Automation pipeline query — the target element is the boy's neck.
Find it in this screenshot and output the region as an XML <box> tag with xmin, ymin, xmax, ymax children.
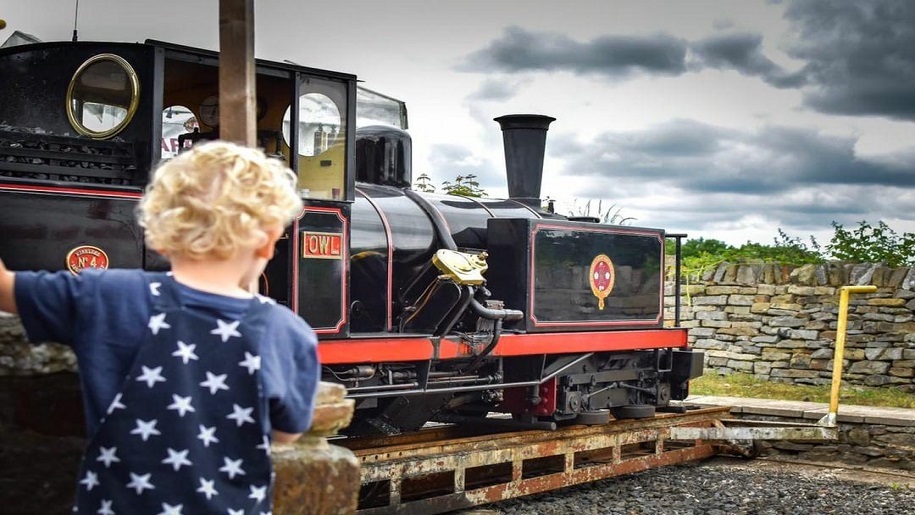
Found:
<box><xmin>168</xmin><ymin>255</ymin><xmax>254</xmax><ymax>299</ymax></box>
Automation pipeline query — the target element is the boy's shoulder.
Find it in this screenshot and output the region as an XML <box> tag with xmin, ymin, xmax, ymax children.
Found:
<box><xmin>256</xmin><ymin>295</ymin><xmax>317</xmax><ymax>342</ymax></box>
<box><xmin>83</xmin><ymin>268</ymin><xmax>169</xmax><ymax>293</ymax></box>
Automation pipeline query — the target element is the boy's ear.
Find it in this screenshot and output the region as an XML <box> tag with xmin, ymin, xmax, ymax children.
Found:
<box><xmin>255</xmin><ymin>227</ymin><xmax>284</xmax><ymax>260</ymax></box>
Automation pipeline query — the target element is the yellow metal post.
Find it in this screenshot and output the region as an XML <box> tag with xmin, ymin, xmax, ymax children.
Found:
<box><xmin>819</xmin><ymin>285</ymin><xmax>877</xmax><ymax>426</ymax></box>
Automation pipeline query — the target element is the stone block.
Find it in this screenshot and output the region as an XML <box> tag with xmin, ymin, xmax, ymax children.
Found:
<box><xmin>751</xmin><ymin>302</ymin><xmax>771</xmax><ymax>314</ymax></box>
<box><xmin>770</xmin><ymin>368</ymin><xmax>819</xmax><ymax>378</ymax></box>
<box><xmin>726</xmin><ymin>359</ymin><xmax>755</xmax><ymax>372</ymax></box>
<box><xmin>754</xmin><ymin>362</ymin><xmax>772</xmax><ymax>375</ymax></box>
<box><xmin>789</xmin><ymin>329</ymin><xmax>819</xmax><ymax>340</ymax></box>
<box><xmin>888</xmin><ymin>367</ymin><xmax>914</xmax><ymax>378</ymax></box>
<box><xmin>757</xmin><ymin>284</ymin><xmax>776</xmax><ymax>296</ymax></box>
<box><xmin>775</xmin><ymin>340</ymin><xmax>808</xmax><ymax>349</ymax></box>
<box><xmin>729</xmin><ymin>294</ymin><xmax>756</xmax><ymax>306</ymax></box>
<box><xmin>847</xmin><ymin>360</ymin><xmax>891</xmax><ymax>375</ymax></box>
<box><xmin>868</xmin><ymin>298</ymin><xmax>907</xmax><ymax>307</ymax></box>
<box><xmin>717</xmin><ymin>326</ymin><xmax>759</xmax><ymax>337</ymax></box>
<box><xmin>769</xmin><ymin>316</ymin><xmax>808</xmax><ymax>328</ymax></box>
<box><xmin>787</xmin><ymin>286</ymin><xmax>818</xmax><ymax>296</ymax></box>
<box><xmin>707</xmin><ymin>286</ymin><xmax>741</xmax><ymax>295</ymax></box>
<box><xmin>761</xmin><ymin>348</ymin><xmax>792</xmax><ymax>361</ymax></box>
<box><xmin>692</xmin><ymin>295</ymin><xmax>729</xmax><ymax>306</ymax></box>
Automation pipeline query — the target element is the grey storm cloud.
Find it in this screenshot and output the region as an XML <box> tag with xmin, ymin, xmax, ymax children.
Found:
<box><xmin>782</xmin><ymin>0</ymin><xmax>915</xmax><ymax>120</ymax></box>
<box><xmin>467</xmin><ymin>79</ymin><xmax>526</xmax><ymax>102</ymax></box>
<box><xmin>461</xmin><ymin>26</ymin><xmax>689</xmax><ymax>79</ymax></box>
<box><xmin>462</xmin><ymin>0</ymin><xmax>915</xmax><ymax>121</ymax></box>
<box><xmin>551</xmin><ymin>119</ymin><xmax>915</xmax><ymax>195</ymax></box>
<box><xmin>689</xmin><ymin>32</ymin><xmax>806</xmax><ymax>88</ymax></box>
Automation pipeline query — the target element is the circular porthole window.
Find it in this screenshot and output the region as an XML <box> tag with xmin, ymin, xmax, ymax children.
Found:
<box><xmin>66</xmin><ymin>53</ymin><xmax>140</xmax><ymax>139</ymax></box>
<box><xmin>282</xmin><ymin>92</ymin><xmax>342</xmax><ymax>156</ymax></box>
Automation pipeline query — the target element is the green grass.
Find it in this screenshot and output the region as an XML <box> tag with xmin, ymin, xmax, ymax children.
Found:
<box><xmin>690</xmin><ymin>372</ymin><xmax>915</xmax><ymax>409</ymax></box>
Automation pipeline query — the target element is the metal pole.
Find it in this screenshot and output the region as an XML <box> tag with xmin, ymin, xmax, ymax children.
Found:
<box><xmin>820</xmin><ymin>285</ymin><xmax>876</xmax><ymax>426</ymax></box>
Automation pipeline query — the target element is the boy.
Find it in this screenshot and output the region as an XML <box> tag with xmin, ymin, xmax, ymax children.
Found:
<box><xmin>0</xmin><ymin>141</ymin><xmax>319</xmax><ymax>514</ymax></box>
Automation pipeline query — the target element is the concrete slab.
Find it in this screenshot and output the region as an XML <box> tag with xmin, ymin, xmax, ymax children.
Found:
<box><xmin>683</xmin><ymin>395</ymin><xmax>915</xmax><ymax>427</ymax></box>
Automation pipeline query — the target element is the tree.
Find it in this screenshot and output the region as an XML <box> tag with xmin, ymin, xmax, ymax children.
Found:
<box><xmin>414</xmin><ymin>173</ymin><xmax>436</xmax><ymax>193</ymax></box>
<box><xmin>827</xmin><ymin>220</ymin><xmax>915</xmax><ymax>266</ymax></box>
<box><xmin>441</xmin><ymin>174</ymin><xmax>487</xmax><ymax>198</ymax></box>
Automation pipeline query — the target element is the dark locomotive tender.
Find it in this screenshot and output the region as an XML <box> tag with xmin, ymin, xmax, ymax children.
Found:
<box><xmin>0</xmin><ymin>38</ymin><xmax>703</xmax><ymax>435</ymax></box>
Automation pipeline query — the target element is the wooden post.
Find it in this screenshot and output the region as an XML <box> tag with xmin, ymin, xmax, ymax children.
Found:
<box><xmin>218</xmin><ymin>0</ymin><xmax>256</xmax><ymax>146</ymax></box>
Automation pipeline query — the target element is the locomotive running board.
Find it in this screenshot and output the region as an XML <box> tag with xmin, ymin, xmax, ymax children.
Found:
<box><xmin>348</xmin><ymin>407</ymin><xmax>730</xmax><ymax>514</ymax></box>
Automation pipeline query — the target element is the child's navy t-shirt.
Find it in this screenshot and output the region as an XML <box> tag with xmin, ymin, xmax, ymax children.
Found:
<box><xmin>14</xmin><ymin>268</ymin><xmax>319</xmax><ymax>436</ymax></box>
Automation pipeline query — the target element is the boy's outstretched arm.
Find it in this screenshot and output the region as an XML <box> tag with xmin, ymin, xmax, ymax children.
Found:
<box><xmin>0</xmin><ymin>258</ymin><xmax>16</xmax><ymax>314</ymax></box>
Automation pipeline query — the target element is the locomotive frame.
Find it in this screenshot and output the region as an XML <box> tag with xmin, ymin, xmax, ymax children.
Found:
<box><xmin>0</xmin><ymin>38</ymin><xmax>702</xmax><ymax>435</ymax></box>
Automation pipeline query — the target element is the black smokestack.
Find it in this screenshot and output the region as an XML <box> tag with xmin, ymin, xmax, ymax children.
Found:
<box><xmin>494</xmin><ymin>114</ymin><xmax>555</xmax><ymax>208</ymax></box>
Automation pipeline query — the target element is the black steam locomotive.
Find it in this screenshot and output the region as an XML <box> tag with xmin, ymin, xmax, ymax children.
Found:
<box><xmin>0</xmin><ymin>38</ymin><xmax>702</xmax><ymax>435</ymax></box>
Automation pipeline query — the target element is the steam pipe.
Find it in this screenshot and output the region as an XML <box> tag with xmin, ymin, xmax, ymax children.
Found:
<box><xmin>403</xmin><ymin>188</ymin><xmax>458</xmax><ymax>251</ymax></box>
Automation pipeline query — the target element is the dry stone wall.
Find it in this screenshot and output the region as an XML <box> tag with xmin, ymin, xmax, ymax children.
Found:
<box><xmin>665</xmin><ymin>262</ymin><xmax>915</xmax><ymax>392</ymax></box>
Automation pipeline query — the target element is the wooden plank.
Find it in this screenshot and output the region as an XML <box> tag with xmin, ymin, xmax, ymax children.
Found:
<box><xmin>218</xmin><ymin>0</ymin><xmax>256</xmax><ymax>146</ymax></box>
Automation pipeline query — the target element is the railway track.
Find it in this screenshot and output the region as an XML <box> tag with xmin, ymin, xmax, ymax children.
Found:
<box><xmin>336</xmin><ymin>406</ymin><xmax>731</xmax><ymax>514</ymax></box>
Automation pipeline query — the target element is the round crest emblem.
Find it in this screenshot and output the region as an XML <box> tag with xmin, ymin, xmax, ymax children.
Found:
<box><xmin>589</xmin><ymin>254</ymin><xmax>615</xmax><ymax>310</ymax></box>
<box><xmin>66</xmin><ymin>245</ymin><xmax>110</xmax><ymax>275</ymax></box>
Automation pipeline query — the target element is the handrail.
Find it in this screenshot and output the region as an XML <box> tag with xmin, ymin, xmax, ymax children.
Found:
<box><xmin>818</xmin><ymin>285</ymin><xmax>878</xmax><ymax>427</ymax></box>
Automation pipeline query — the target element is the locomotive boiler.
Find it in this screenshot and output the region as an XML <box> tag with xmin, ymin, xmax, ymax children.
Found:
<box><xmin>0</xmin><ymin>37</ymin><xmax>703</xmax><ymax>435</ymax></box>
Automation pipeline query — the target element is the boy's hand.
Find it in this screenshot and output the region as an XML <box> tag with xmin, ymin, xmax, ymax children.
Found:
<box><xmin>0</xmin><ymin>258</ymin><xmax>17</xmax><ymax>314</ymax></box>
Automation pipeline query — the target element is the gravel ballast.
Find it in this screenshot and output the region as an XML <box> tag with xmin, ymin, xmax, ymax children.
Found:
<box><xmin>487</xmin><ymin>458</ymin><xmax>915</xmax><ymax>515</ymax></box>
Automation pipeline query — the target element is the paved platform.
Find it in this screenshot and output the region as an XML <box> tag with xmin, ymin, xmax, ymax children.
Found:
<box><xmin>683</xmin><ymin>395</ymin><xmax>915</xmax><ymax>427</ymax></box>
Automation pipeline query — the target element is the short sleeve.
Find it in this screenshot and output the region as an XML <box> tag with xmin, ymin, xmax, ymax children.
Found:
<box><xmin>261</xmin><ymin>308</ymin><xmax>320</xmax><ymax>434</ymax></box>
<box><xmin>14</xmin><ymin>270</ymin><xmax>96</xmax><ymax>346</ymax></box>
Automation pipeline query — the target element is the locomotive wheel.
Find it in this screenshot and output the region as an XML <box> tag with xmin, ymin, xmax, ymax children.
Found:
<box><xmin>573</xmin><ymin>410</ymin><xmax>611</xmax><ymax>425</ymax></box>
<box><xmin>612</xmin><ymin>405</ymin><xmax>656</xmax><ymax>419</ymax></box>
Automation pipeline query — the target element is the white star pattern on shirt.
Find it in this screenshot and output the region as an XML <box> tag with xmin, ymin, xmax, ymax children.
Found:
<box><xmin>167</xmin><ymin>394</ymin><xmax>195</xmax><ymax>417</ymax></box>
<box><xmin>172</xmin><ymin>341</ymin><xmax>199</xmax><ymax>364</ymax></box>
<box><xmin>136</xmin><ymin>366</ymin><xmax>167</xmax><ymax>388</ymax></box>
<box><xmin>200</xmin><ymin>371</ymin><xmax>230</xmax><ymax>394</ymax></box>
<box><xmin>97</xmin><ymin>499</ymin><xmax>114</xmax><ymax>515</ymax></box>
<box><xmin>249</xmin><ymin>484</ymin><xmax>267</xmax><ymax>503</ymax></box>
<box><xmin>227</xmin><ymin>404</ymin><xmax>255</xmax><ymax>427</ymax></box>
<box><xmin>161</xmin><ymin>448</ymin><xmax>192</xmax><ymax>471</ymax></box>
<box><xmin>130</xmin><ymin>419</ymin><xmax>161</xmax><ymax>441</ymax></box>
<box><xmin>148</xmin><ymin>313</ymin><xmax>171</xmax><ymax>335</ymax></box>
<box><xmin>197</xmin><ymin>424</ymin><xmax>219</xmax><ymax>447</ymax></box>
<box><xmin>157</xmin><ymin>502</ymin><xmax>182</xmax><ymax>515</ymax></box>
<box><xmin>257</xmin><ymin>435</ymin><xmax>270</xmax><ymax>454</ymax></box>
<box><xmin>107</xmin><ymin>393</ymin><xmax>126</xmax><ymax>414</ymax></box>
<box><xmin>238</xmin><ymin>352</ymin><xmax>261</xmax><ymax>375</ymax></box>
<box><xmin>219</xmin><ymin>457</ymin><xmax>246</xmax><ymax>479</ymax></box>
<box><xmin>149</xmin><ymin>282</ymin><xmax>161</xmax><ymax>296</ymax></box>
<box><xmin>96</xmin><ymin>446</ymin><xmax>120</xmax><ymax>468</ymax></box>
<box><xmin>126</xmin><ymin>472</ymin><xmax>155</xmax><ymax>494</ymax></box>
<box><xmin>79</xmin><ymin>470</ymin><xmax>99</xmax><ymax>491</ymax></box>
<box><xmin>228</xmin><ymin>510</ymin><xmax>244</xmax><ymax>515</ymax></box>
<box><xmin>211</xmin><ymin>319</ymin><xmax>242</xmax><ymax>342</ymax></box>
<box><xmin>256</xmin><ymin>294</ymin><xmax>275</xmax><ymax>304</ymax></box>
<box><xmin>196</xmin><ymin>477</ymin><xmax>218</xmax><ymax>500</ymax></box>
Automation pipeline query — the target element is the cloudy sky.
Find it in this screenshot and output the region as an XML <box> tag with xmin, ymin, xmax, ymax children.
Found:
<box><xmin>2</xmin><ymin>0</ymin><xmax>914</xmax><ymax>246</ymax></box>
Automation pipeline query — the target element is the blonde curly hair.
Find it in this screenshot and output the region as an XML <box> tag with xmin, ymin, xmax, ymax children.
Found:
<box><xmin>138</xmin><ymin>141</ymin><xmax>303</xmax><ymax>260</ymax></box>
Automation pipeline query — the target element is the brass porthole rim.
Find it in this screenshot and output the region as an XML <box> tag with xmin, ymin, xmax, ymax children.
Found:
<box><xmin>66</xmin><ymin>53</ymin><xmax>140</xmax><ymax>139</ymax></box>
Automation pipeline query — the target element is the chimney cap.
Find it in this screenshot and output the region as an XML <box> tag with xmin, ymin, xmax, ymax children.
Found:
<box><xmin>494</xmin><ymin>114</ymin><xmax>556</xmax><ymax>131</ymax></box>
